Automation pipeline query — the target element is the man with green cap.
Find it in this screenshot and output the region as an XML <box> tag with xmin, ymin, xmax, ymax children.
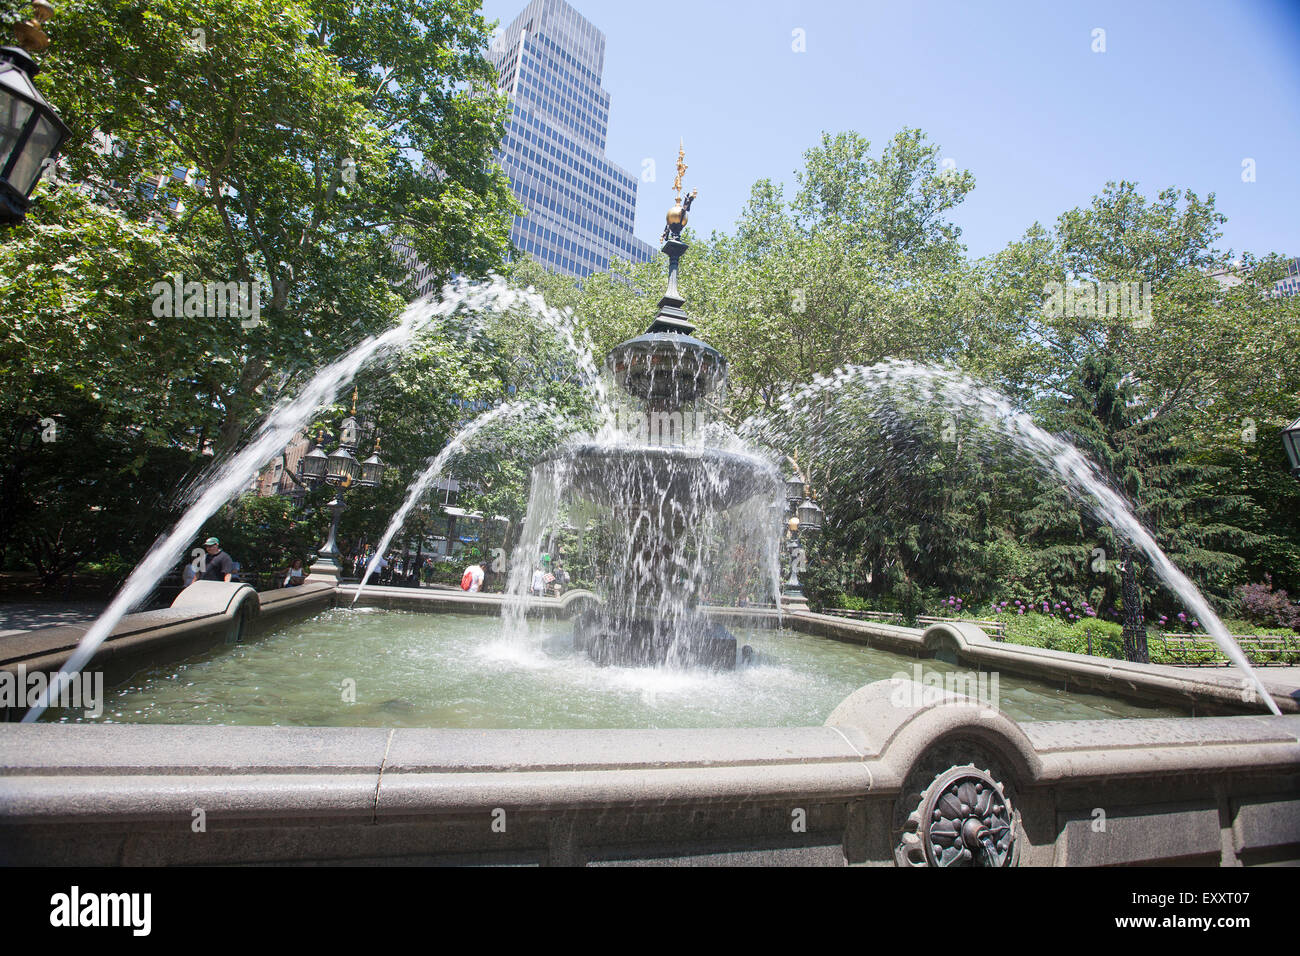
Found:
<box><xmin>200</xmin><ymin>536</ymin><xmax>235</xmax><ymax>583</ymax></box>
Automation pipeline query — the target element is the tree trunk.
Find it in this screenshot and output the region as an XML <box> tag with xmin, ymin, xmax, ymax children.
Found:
<box><xmin>214</xmin><ymin>358</ymin><xmax>272</xmax><ymax>457</ymax></box>
<box><xmin>1120</xmin><ymin>544</ymin><xmax>1149</xmax><ymax>663</ymax></box>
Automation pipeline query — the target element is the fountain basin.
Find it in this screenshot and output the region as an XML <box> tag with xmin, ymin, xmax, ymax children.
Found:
<box><xmin>4</xmin><ymin>585</ymin><xmax>1298</xmax><ymax>867</ymax></box>
<box><xmin>29</xmin><ymin>602</ymin><xmax>1223</xmax><ymax>727</ymax></box>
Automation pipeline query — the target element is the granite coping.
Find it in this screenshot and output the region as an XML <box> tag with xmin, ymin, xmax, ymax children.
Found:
<box><xmin>0</xmin><ymin>582</ymin><xmax>333</xmax><ymax>670</ymax></box>
<box><xmin>0</xmin><ymin>725</ymin><xmax>865</xmax><ymax>776</ymax></box>
<box><xmin>380</xmin><ymin>726</ymin><xmax>866</xmax><ymax>772</ymax></box>
<box><xmin>0</xmin><ymin>725</ymin><xmax>394</xmax><ymax>774</ymax></box>
<box><xmin>1</xmin><ymin>708</ymin><xmax>1296</xmax><ymax>830</ymax></box>
<box><xmin>1</xmin><ymin>712</ymin><xmax>1296</xmax><ymax>781</ymax></box>
<box><xmin>337</xmin><ymin>587</ymin><xmax>785</xmax><ymax>623</ymax></box>
<box><xmin>0</xmin><ymin>773</ymin><xmax>380</xmax><ymax>821</ymax></box>
<box><xmin>0</xmin><ymin>608</ymin><xmax>223</xmax><ymax>665</ymax></box>
<box><xmin>790</xmin><ymin>610</ymin><xmax>1298</xmax><ymax>712</ymax></box>
<box><xmin>374</xmin><ymin>763</ymin><xmax>877</xmax><ymax>815</ymax></box>
<box><xmin>1020</xmin><ymin>714</ymin><xmax>1300</xmax><ymax>751</ymax></box>
<box><xmin>338</xmin><ymin>585</ymin><xmax>570</xmax><ymax>611</ymax></box>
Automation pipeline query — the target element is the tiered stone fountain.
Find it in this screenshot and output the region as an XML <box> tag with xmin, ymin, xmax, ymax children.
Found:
<box><xmin>556</xmin><ymin>168</ymin><xmax>780</xmax><ymax>669</ymax></box>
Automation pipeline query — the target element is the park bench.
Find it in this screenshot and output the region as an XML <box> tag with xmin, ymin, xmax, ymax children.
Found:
<box><xmin>1160</xmin><ymin>632</ymin><xmax>1300</xmax><ymax>666</ymax></box>
<box><xmin>823</xmin><ymin>608</ymin><xmax>903</xmax><ymax>623</ymax></box>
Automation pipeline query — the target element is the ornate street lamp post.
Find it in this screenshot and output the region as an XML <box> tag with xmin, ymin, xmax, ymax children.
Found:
<box><xmin>1</xmin><ymin>3</ymin><xmax>70</xmax><ymax>226</ymax></box>
<box><xmin>1117</xmin><ymin>544</ymin><xmax>1149</xmax><ymax>664</ymax></box>
<box><xmin>297</xmin><ymin>390</ymin><xmax>383</xmax><ymax>584</ymax></box>
<box><xmin>781</xmin><ymin>462</ymin><xmax>823</xmax><ymax>609</ymax></box>
<box><xmin>1282</xmin><ymin>415</ymin><xmax>1300</xmax><ymax>479</ymax></box>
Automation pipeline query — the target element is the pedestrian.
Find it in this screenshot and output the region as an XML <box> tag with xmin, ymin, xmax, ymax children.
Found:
<box><xmin>530</xmin><ymin>564</ymin><xmax>546</xmax><ymax>597</ymax></box>
<box><xmin>461</xmin><ymin>563</ymin><xmax>485</xmax><ymax>593</ymax></box>
<box><xmin>199</xmin><ymin>537</ymin><xmax>234</xmax><ymax>583</ymax></box>
<box><xmin>552</xmin><ymin>561</ymin><xmax>570</xmax><ymax>596</ymax></box>
<box><xmin>283</xmin><ymin>557</ymin><xmax>305</xmax><ymax>588</ymax></box>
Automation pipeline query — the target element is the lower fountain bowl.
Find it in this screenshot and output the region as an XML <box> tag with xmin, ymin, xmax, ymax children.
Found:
<box><xmin>556</xmin><ymin>443</ymin><xmax>781</xmax><ymax>512</ymax></box>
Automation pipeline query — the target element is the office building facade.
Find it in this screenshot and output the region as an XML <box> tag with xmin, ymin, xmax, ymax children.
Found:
<box><xmin>1209</xmin><ymin>256</ymin><xmax>1300</xmax><ymax>298</ymax></box>
<box><xmin>488</xmin><ymin>0</ymin><xmax>655</xmax><ymax>278</ymax></box>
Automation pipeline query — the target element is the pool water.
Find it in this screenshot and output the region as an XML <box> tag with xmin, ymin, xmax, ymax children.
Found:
<box><xmin>56</xmin><ymin>609</ymin><xmax>1186</xmax><ymax>728</ymax></box>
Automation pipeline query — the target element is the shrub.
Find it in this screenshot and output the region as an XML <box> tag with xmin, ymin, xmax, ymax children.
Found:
<box><xmin>1000</xmin><ymin>613</ymin><xmax>1120</xmax><ymax>654</ymax></box>
<box><xmin>1235</xmin><ymin>575</ymin><xmax>1300</xmax><ymax>632</ymax></box>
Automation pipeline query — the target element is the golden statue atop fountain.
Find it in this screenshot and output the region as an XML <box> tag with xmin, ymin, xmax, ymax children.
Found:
<box><xmin>663</xmin><ymin>140</ymin><xmax>698</xmax><ymax>243</ymax></box>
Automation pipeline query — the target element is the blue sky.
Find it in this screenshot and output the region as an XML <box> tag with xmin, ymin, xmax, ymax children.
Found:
<box><xmin>478</xmin><ymin>0</ymin><xmax>1300</xmax><ymax>260</ymax></box>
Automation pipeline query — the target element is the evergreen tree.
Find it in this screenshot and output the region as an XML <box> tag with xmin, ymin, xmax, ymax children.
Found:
<box><xmin>1041</xmin><ymin>351</ymin><xmax>1262</xmax><ymax>654</ymax></box>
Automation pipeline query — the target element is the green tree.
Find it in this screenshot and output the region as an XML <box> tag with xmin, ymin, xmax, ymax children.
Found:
<box><xmin>0</xmin><ymin>380</ymin><xmax>204</xmax><ymax>583</ymax></box>
<box><xmin>3</xmin><ymin>0</ymin><xmax>519</xmax><ymax>457</ymax></box>
<box><xmin>696</xmin><ymin>130</ymin><xmax>977</xmax><ymax>419</ymax></box>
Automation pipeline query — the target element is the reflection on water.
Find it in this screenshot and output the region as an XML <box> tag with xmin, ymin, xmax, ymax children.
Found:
<box><xmin>54</xmin><ymin>609</ymin><xmax>1187</xmax><ymax>728</ymax></box>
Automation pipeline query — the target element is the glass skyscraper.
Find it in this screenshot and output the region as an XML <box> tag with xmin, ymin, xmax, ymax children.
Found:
<box><xmin>488</xmin><ymin>0</ymin><xmax>655</xmax><ymax>278</ymax></box>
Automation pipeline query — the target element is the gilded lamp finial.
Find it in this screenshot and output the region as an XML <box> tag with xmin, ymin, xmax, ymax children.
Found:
<box><xmin>13</xmin><ymin>0</ymin><xmax>54</xmax><ymax>52</ymax></box>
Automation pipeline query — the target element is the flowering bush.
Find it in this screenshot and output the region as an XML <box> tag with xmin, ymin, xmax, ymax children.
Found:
<box><xmin>1235</xmin><ymin>576</ymin><xmax>1300</xmax><ymax>632</ymax></box>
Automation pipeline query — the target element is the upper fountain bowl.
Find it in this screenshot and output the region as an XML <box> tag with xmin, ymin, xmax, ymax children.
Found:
<box><xmin>606</xmin><ymin>332</ymin><xmax>725</xmax><ymax>409</ymax></box>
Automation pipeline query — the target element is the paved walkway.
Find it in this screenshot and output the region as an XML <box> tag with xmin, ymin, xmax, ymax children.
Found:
<box><xmin>0</xmin><ymin>601</ymin><xmax>106</xmax><ymax>638</ymax></box>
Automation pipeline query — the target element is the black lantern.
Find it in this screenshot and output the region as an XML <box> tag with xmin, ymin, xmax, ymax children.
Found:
<box><xmin>327</xmin><ymin>445</ymin><xmax>360</xmax><ymax>485</ymax></box>
<box><xmin>359</xmin><ymin>451</ymin><xmax>384</xmax><ymax>488</ymax></box>
<box><xmin>339</xmin><ymin>415</ymin><xmax>358</xmax><ymax>449</ymax></box>
<box><xmin>784</xmin><ymin>474</ymin><xmax>806</xmax><ymax>503</ymax></box>
<box><xmin>1283</xmin><ymin>415</ymin><xmax>1300</xmax><ymax>479</ymax></box>
<box><xmin>298</xmin><ymin>445</ymin><xmax>328</xmax><ymax>485</ymax></box>
<box><xmin>796</xmin><ymin>498</ymin><xmax>823</xmax><ymax>532</ymax></box>
<box><xmin>0</xmin><ymin>46</ymin><xmax>69</xmax><ymax>225</ymax></box>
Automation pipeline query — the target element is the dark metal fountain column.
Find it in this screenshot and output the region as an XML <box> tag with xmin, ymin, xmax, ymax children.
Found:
<box><xmin>605</xmin><ymin>147</ymin><xmax>723</xmax><ymax>412</ymax></box>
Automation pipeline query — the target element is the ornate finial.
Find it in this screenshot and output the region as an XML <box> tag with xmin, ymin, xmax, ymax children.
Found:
<box><xmin>350</xmin><ymin>386</ymin><xmax>358</xmax><ymax>416</ymax></box>
<box><xmin>672</xmin><ymin>139</ymin><xmax>688</xmax><ymax>202</ymax></box>
<box><xmin>13</xmin><ymin>0</ymin><xmax>54</xmax><ymax>52</ymax></box>
<box><xmin>663</xmin><ymin>140</ymin><xmax>699</xmax><ymax>244</ymax></box>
